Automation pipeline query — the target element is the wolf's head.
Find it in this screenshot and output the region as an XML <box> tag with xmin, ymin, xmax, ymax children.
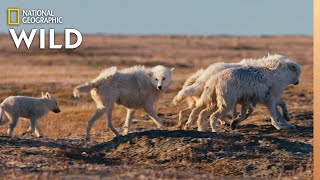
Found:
<box><xmin>148</xmin><ymin>65</ymin><xmax>174</xmax><ymax>91</ymax></box>
<box><xmin>283</xmin><ymin>61</ymin><xmax>301</xmax><ymax>85</ymax></box>
<box><xmin>261</xmin><ymin>55</ymin><xmax>301</xmax><ymax>86</ymax></box>
<box><xmin>42</xmin><ymin>92</ymin><xmax>61</xmax><ymax>113</ymax></box>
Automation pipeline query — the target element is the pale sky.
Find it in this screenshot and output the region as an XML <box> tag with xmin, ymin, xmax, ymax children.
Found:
<box><xmin>0</xmin><ymin>0</ymin><xmax>313</xmax><ymax>35</ymax></box>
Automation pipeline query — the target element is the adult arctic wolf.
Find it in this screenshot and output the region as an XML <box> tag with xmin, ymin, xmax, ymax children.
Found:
<box><xmin>197</xmin><ymin>56</ymin><xmax>301</xmax><ymax>132</ymax></box>
<box><xmin>173</xmin><ymin>62</ymin><xmax>244</xmax><ymax>129</ymax></box>
<box><xmin>0</xmin><ymin>92</ymin><xmax>61</xmax><ymax>137</ymax></box>
<box><xmin>73</xmin><ymin>65</ymin><xmax>174</xmax><ymax>141</ymax></box>
<box><xmin>173</xmin><ymin>54</ymin><xmax>292</xmax><ymax>130</ymax></box>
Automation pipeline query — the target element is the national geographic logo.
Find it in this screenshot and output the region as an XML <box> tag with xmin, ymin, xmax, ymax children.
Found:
<box><xmin>7</xmin><ymin>8</ymin><xmax>63</xmax><ymax>26</ymax></box>
<box><xmin>7</xmin><ymin>8</ymin><xmax>20</xmax><ymax>25</ymax></box>
<box><xmin>6</xmin><ymin>8</ymin><xmax>82</xmax><ymax>49</ymax></box>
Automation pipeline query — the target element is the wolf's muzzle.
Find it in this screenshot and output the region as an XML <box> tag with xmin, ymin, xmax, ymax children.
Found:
<box><xmin>53</xmin><ymin>108</ymin><xmax>61</xmax><ymax>113</ymax></box>
<box><xmin>293</xmin><ymin>81</ymin><xmax>299</xmax><ymax>85</ymax></box>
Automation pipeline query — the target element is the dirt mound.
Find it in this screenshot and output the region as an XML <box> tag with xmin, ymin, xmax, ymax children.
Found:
<box><xmin>70</xmin><ymin>127</ymin><xmax>313</xmax><ymax>178</ymax></box>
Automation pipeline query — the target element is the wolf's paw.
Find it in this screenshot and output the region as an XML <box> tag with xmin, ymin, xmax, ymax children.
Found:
<box><xmin>230</xmin><ymin>120</ymin><xmax>239</xmax><ymax>130</ymax></box>
<box><xmin>158</xmin><ymin>126</ymin><xmax>166</xmax><ymax>130</ymax></box>
<box><xmin>197</xmin><ymin>126</ymin><xmax>205</xmax><ymax>132</ymax></box>
<box><xmin>85</xmin><ymin>135</ymin><xmax>92</xmax><ymax>142</ymax></box>
<box><xmin>175</xmin><ymin>125</ymin><xmax>183</xmax><ymax>130</ymax></box>
<box><xmin>285</xmin><ymin>123</ymin><xmax>296</xmax><ymax>129</ymax></box>
<box><xmin>272</xmin><ymin>122</ymin><xmax>284</xmax><ymax>130</ymax></box>
<box><xmin>22</xmin><ymin>132</ymin><xmax>32</xmax><ymax>136</ymax></box>
<box><xmin>183</xmin><ymin>124</ymin><xmax>191</xmax><ymax>130</ymax></box>
<box><xmin>123</xmin><ymin>129</ymin><xmax>130</xmax><ymax>136</ymax></box>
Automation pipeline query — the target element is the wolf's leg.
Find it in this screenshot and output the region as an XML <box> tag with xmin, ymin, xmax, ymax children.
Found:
<box><xmin>267</xmin><ymin>99</ymin><xmax>284</xmax><ymax>130</ymax></box>
<box><xmin>209</xmin><ymin>111</ymin><xmax>220</xmax><ymax>133</ymax></box>
<box><xmin>34</xmin><ymin>121</ymin><xmax>43</xmax><ymax>137</ymax></box>
<box><xmin>232</xmin><ymin>105</ymin><xmax>238</xmax><ymax>119</ymax></box>
<box><xmin>177</xmin><ymin>107</ymin><xmax>191</xmax><ymax>129</ymax></box>
<box><xmin>85</xmin><ymin>108</ymin><xmax>105</xmax><ymax>141</ymax></box>
<box><xmin>210</xmin><ymin>105</ymin><xmax>231</xmax><ymax>132</ymax></box>
<box><xmin>276</xmin><ymin>108</ymin><xmax>296</xmax><ymax>129</ymax></box>
<box><xmin>123</xmin><ymin>109</ymin><xmax>135</xmax><ymax>135</ymax></box>
<box><xmin>230</xmin><ymin>104</ymin><xmax>249</xmax><ymax>130</ymax></box>
<box><xmin>106</xmin><ymin>106</ymin><xmax>120</xmax><ymax>136</ymax></box>
<box><xmin>246</xmin><ymin>104</ymin><xmax>254</xmax><ymax>118</ymax></box>
<box><xmin>105</xmin><ymin>105</ymin><xmax>120</xmax><ymax>137</ymax></box>
<box><xmin>7</xmin><ymin>116</ymin><xmax>18</xmax><ymax>137</ymax></box>
<box><xmin>144</xmin><ymin>106</ymin><xmax>165</xmax><ymax>129</ymax></box>
<box><xmin>184</xmin><ymin>106</ymin><xmax>202</xmax><ymax>130</ymax></box>
<box><xmin>28</xmin><ymin>118</ymin><xmax>37</xmax><ymax>133</ymax></box>
<box><xmin>22</xmin><ymin>121</ymin><xmax>34</xmax><ymax>136</ymax></box>
<box><xmin>277</xmin><ymin>99</ymin><xmax>290</xmax><ymax>121</ymax></box>
<box><xmin>197</xmin><ymin>109</ymin><xmax>210</xmax><ymax>132</ymax></box>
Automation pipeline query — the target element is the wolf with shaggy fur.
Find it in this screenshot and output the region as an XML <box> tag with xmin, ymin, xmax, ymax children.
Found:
<box><xmin>173</xmin><ymin>54</ymin><xmax>291</xmax><ymax>130</ymax></box>
<box><xmin>0</xmin><ymin>92</ymin><xmax>61</xmax><ymax>137</ymax></box>
<box><xmin>74</xmin><ymin>65</ymin><xmax>174</xmax><ymax>141</ymax></box>
<box><xmin>196</xmin><ymin>55</ymin><xmax>301</xmax><ymax>132</ymax></box>
<box><xmin>173</xmin><ymin>62</ymin><xmax>244</xmax><ymax>129</ymax></box>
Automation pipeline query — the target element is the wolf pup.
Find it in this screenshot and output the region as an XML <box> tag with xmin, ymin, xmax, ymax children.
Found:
<box><xmin>0</xmin><ymin>92</ymin><xmax>61</xmax><ymax>137</ymax></box>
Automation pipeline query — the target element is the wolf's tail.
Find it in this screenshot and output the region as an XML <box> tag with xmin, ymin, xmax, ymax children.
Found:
<box><xmin>73</xmin><ymin>67</ymin><xmax>117</xmax><ymax>98</ymax></box>
<box><xmin>196</xmin><ymin>78</ymin><xmax>217</xmax><ymax>110</ymax></box>
<box><xmin>172</xmin><ymin>82</ymin><xmax>204</xmax><ymax>106</ymax></box>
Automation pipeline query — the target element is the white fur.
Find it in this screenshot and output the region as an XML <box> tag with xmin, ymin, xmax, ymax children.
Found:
<box><xmin>0</xmin><ymin>92</ymin><xmax>61</xmax><ymax>137</ymax></box>
<box><xmin>173</xmin><ymin>54</ymin><xmax>293</xmax><ymax>130</ymax></box>
<box><xmin>197</xmin><ymin>55</ymin><xmax>301</xmax><ymax>132</ymax></box>
<box><xmin>174</xmin><ymin>69</ymin><xmax>204</xmax><ymax>129</ymax></box>
<box><xmin>74</xmin><ymin>65</ymin><xmax>174</xmax><ymax>141</ymax></box>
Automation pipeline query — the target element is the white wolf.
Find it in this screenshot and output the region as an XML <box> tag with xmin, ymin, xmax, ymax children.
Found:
<box><xmin>73</xmin><ymin>65</ymin><xmax>174</xmax><ymax>141</ymax></box>
<box><xmin>173</xmin><ymin>62</ymin><xmax>244</xmax><ymax>129</ymax></box>
<box><xmin>196</xmin><ymin>56</ymin><xmax>301</xmax><ymax>132</ymax></box>
<box><xmin>173</xmin><ymin>54</ymin><xmax>291</xmax><ymax>130</ymax></box>
<box><xmin>0</xmin><ymin>92</ymin><xmax>61</xmax><ymax>137</ymax></box>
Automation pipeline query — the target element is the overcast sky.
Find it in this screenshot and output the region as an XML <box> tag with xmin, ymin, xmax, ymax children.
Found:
<box><xmin>0</xmin><ymin>0</ymin><xmax>313</xmax><ymax>35</ymax></box>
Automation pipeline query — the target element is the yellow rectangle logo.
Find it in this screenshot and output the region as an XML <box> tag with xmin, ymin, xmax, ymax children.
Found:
<box><xmin>7</xmin><ymin>8</ymin><xmax>20</xmax><ymax>25</ymax></box>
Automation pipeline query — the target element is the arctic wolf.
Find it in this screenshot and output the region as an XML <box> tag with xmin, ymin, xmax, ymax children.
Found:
<box><xmin>74</xmin><ymin>65</ymin><xmax>174</xmax><ymax>141</ymax></box>
<box><xmin>173</xmin><ymin>54</ymin><xmax>291</xmax><ymax>130</ymax></box>
<box><xmin>0</xmin><ymin>92</ymin><xmax>61</xmax><ymax>137</ymax></box>
<box><xmin>173</xmin><ymin>62</ymin><xmax>244</xmax><ymax>129</ymax></box>
<box><xmin>197</xmin><ymin>56</ymin><xmax>301</xmax><ymax>132</ymax></box>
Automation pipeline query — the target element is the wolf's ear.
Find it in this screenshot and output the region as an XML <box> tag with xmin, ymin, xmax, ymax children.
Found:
<box><xmin>267</xmin><ymin>61</ymin><xmax>282</xmax><ymax>71</ymax></box>
<box><xmin>288</xmin><ymin>63</ymin><xmax>298</xmax><ymax>72</ymax></box>
<box><xmin>171</xmin><ymin>68</ymin><xmax>175</xmax><ymax>72</ymax></box>
<box><xmin>45</xmin><ymin>92</ymin><xmax>51</xmax><ymax>99</ymax></box>
<box><xmin>41</xmin><ymin>92</ymin><xmax>45</xmax><ymax>97</ymax></box>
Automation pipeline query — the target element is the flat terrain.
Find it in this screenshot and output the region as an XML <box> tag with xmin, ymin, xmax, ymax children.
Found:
<box><xmin>0</xmin><ymin>35</ymin><xmax>313</xmax><ymax>179</ymax></box>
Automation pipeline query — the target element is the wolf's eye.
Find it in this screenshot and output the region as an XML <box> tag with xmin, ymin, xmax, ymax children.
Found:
<box><xmin>162</xmin><ymin>77</ymin><xmax>166</xmax><ymax>80</ymax></box>
<box><xmin>155</xmin><ymin>78</ymin><xmax>158</xmax><ymax>81</ymax></box>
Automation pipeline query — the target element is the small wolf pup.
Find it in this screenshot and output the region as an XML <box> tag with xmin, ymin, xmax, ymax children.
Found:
<box><xmin>0</xmin><ymin>92</ymin><xmax>61</xmax><ymax>137</ymax></box>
